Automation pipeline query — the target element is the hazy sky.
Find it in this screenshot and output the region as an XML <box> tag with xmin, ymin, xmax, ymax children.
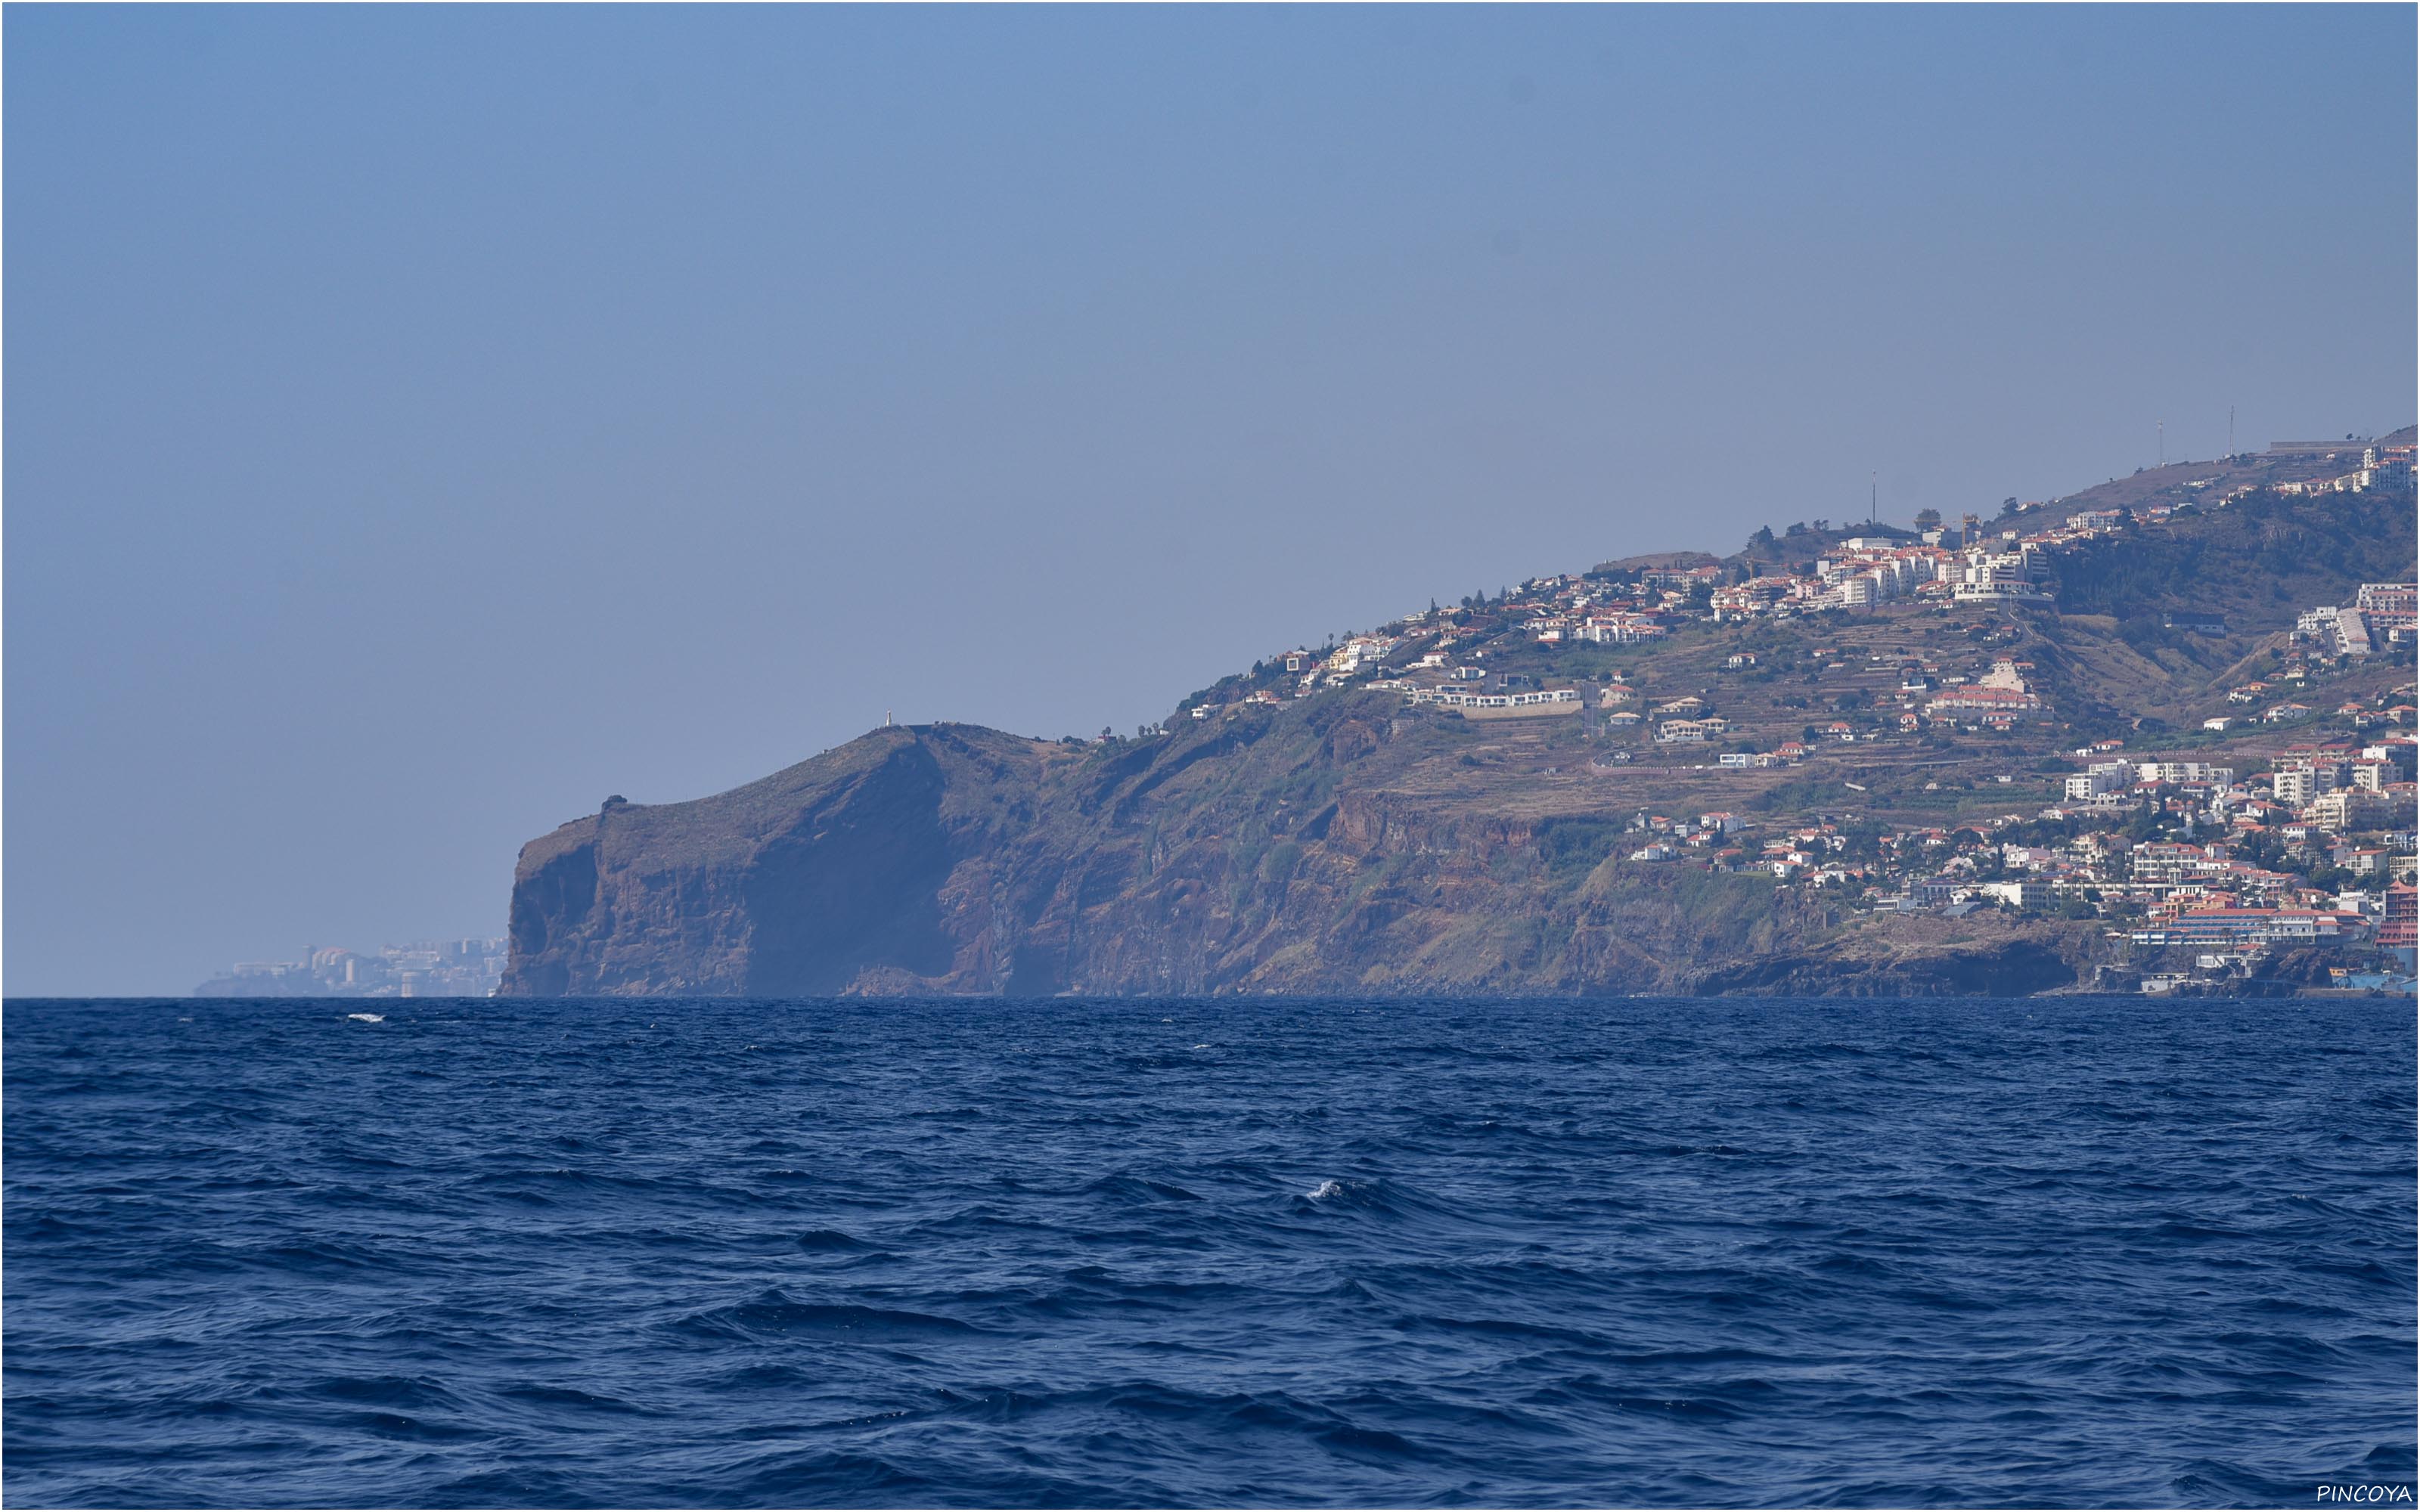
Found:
<box><xmin>7</xmin><ymin>5</ymin><xmax>2413</xmax><ymax>994</ymax></box>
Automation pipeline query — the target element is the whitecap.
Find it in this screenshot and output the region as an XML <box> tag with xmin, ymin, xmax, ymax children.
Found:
<box><xmin>347</xmin><ymin>1012</ymin><xmax>384</xmax><ymax>1023</ymax></box>
<box><xmin>1305</xmin><ymin>1179</ymin><xmax>1345</xmax><ymax>1200</ymax></box>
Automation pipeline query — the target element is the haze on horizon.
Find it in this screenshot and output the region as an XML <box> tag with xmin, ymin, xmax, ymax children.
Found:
<box><xmin>5</xmin><ymin>5</ymin><xmax>2413</xmax><ymax>995</ymax></box>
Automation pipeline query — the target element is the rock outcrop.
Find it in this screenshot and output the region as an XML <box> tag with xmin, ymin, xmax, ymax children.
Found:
<box><xmin>501</xmin><ymin>698</ymin><xmax>2098</xmax><ymax>998</ymax></box>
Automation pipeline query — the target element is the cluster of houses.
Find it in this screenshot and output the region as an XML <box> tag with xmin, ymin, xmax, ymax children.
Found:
<box><xmin>2265</xmin><ymin>439</ymin><xmax>2412</xmax><ymax>497</ymax></box>
<box><xmin>1631</xmin><ymin>656</ymin><xmax>2052</xmax><ymax>745</ymax></box>
<box><xmin>1919</xmin><ymin>658</ymin><xmax>2043</xmax><ymax>730</ymax></box>
<box><xmin>2291</xmin><ymin>581</ymin><xmax>2418</xmax><ymax>660</ymax></box>
<box><xmin>1709</xmin><ymin>534</ymin><xmax>2057</xmax><ymax>618</ymax></box>
<box><xmin>1150</xmin><ymin>446</ymin><xmax>2420</xmax><ymax>992</ymax></box>
<box><xmin>1404</xmin><ymin>685</ymin><xmax>1585</xmax><ymax>718</ymax></box>
<box><xmin>1696</xmin><ymin>469</ymin><xmax>2406</xmax><ymax>622</ymax></box>
<box><xmin>198</xmin><ymin>938</ymin><xmax>508</xmax><ymax>999</ymax></box>
<box><xmin>1215</xmin><ymin>581</ymin><xmax>2403</xmax><ymax>756</ymax></box>
<box><xmin>1618</xmin><ymin>734</ymin><xmax>2414</xmax><ymax>888</ymax></box>
<box><xmin>1196</xmin><ymin>442</ymin><xmax>2416</xmax><ymax>723</ymax></box>
<box><xmin>1210</xmin><ymin>479</ymin><xmax>2408</xmax><ymax>733</ymax></box>
<box><xmin>1702</xmin><ymin>500</ymin><xmax>2243</xmax><ymax>621</ymax></box>
<box><xmin>1910</xmin><ymin>739</ymin><xmax>2414</xmax><ymax>989</ymax></box>
<box><xmin>1523</xmin><ymin>529</ymin><xmax>2073</xmax><ymax>626</ymax></box>
<box><xmin>2050</xmin><ymin>741</ymin><xmax>2415</xmax><ymax>832</ymax></box>
<box><xmin>2209</xmin><ymin>674</ymin><xmax>2415</xmax><ymax>735</ymax></box>
<box><xmin>1595</xmin><ymin>725</ymin><xmax>2420</xmax><ymax>992</ymax></box>
<box><xmin>1626</xmin><ymin>811</ymin><xmax>1923</xmax><ymax>878</ymax></box>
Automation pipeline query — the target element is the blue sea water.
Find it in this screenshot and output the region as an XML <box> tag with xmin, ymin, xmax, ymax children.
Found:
<box><xmin>4</xmin><ymin>995</ymin><xmax>2412</xmax><ymax>1508</ymax></box>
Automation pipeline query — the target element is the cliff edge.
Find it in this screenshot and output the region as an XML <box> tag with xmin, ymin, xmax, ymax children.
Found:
<box><xmin>502</xmin><ymin>699</ymin><xmax>2101</xmax><ymax>997</ymax></box>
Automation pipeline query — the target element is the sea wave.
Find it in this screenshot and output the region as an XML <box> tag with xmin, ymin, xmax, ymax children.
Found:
<box><xmin>4</xmin><ymin>993</ymin><xmax>2412</xmax><ymax>1507</ymax></box>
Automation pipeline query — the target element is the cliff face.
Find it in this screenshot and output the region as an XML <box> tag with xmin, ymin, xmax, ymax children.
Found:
<box><xmin>499</xmin><ymin>474</ymin><xmax>2409</xmax><ymax>999</ymax></box>
<box><xmin>501</xmin><ymin>697</ymin><xmax>2099</xmax><ymax>998</ymax></box>
<box><xmin>506</xmin><ymin>727</ymin><xmax>1052</xmax><ymax>996</ymax></box>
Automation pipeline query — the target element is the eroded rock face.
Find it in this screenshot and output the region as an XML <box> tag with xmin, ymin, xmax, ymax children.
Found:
<box><xmin>504</xmin><ymin>727</ymin><xmax>1048</xmax><ymax>996</ymax></box>
<box><xmin>735</xmin><ymin>743</ymin><xmax>959</xmax><ymax>995</ymax></box>
<box><xmin>501</xmin><ymin>700</ymin><xmax>2095</xmax><ymax>999</ymax></box>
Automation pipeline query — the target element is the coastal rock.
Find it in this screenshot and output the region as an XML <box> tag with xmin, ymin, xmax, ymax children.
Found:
<box><xmin>501</xmin><ymin>704</ymin><xmax>2096</xmax><ymax>998</ymax></box>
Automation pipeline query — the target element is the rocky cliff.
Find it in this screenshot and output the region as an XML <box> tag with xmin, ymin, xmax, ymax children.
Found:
<box><xmin>502</xmin><ymin>697</ymin><xmax>2102</xmax><ymax>997</ymax></box>
<box><xmin>502</xmin><ymin>469</ymin><xmax>2409</xmax><ymax>999</ymax></box>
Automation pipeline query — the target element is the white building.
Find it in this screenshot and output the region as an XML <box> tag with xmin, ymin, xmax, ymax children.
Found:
<box><xmin>2064</xmin><ymin>759</ymin><xmax>2133</xmax><ymax>802</ymax></box>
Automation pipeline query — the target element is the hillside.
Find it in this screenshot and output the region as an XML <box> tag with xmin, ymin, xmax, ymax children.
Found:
<box><xmin>507</xmin><ymin>703</ymin><xmax>2102</xmax><ymax>997</ymax></box>
<box><xmin>504</xmin><ymin>449</ymin><xmax>2416</xmax><ymax>999</ymax></box>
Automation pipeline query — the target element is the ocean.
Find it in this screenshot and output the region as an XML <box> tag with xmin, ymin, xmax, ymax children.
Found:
<box><xmin>5</xmin><ymin>995</ymin><xmax>2412</xmax><ymax>1507</ymax></box>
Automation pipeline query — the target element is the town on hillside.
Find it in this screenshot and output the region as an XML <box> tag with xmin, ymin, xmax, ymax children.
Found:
<box><xmin>1157</xmin><ymin>432</ymin><xmax>2419</xmax><ymax>996</ymax></box>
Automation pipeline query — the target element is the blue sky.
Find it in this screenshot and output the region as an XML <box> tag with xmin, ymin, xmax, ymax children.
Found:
<box><xmin>7</xmin><ymin>5</ymin><xmax>2413</xmax><ymax>993</ymax></box>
